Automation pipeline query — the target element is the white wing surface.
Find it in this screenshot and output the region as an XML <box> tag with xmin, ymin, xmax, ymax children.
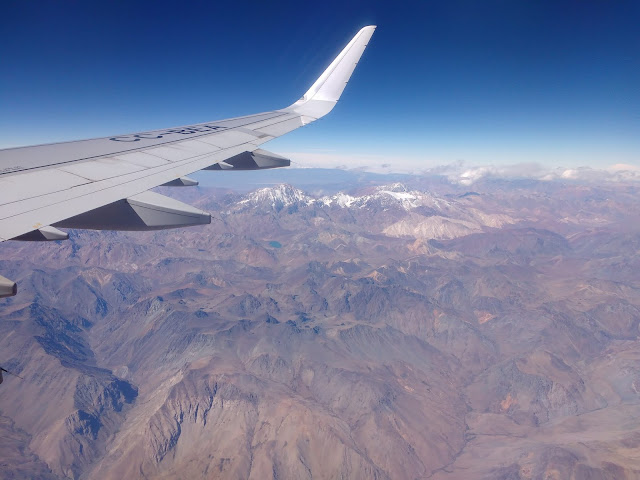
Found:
<box><xmin>0</xmin><ymin>26</ymin><xmax>375</xmax><ymax>297</ymax></box>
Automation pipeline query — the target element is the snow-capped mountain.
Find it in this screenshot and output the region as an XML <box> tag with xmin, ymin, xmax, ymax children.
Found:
<box><xmin>236</xmin><ymin>184</ymin><xmax>313</xmax><ymax>212</ymax></box>
<box><xmin>237</xmin><ymin>183</ymin><xmax>449</xmax><ymax>212</ymax></box>
<box><xmin>319</xmin><ymin>183</ymin><xmax>448</xmax><ymax>211</ymax></box>
<box><xmin>230</xmin><ymin>183</ymin><xmax>515</xmax><ymax>240</ymax></box>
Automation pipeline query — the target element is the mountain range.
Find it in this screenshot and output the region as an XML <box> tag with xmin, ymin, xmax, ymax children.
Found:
<box><xmin>1</xmin><ymin>174</ymin><xmax>639</xmax><ymax>479</ymax></box>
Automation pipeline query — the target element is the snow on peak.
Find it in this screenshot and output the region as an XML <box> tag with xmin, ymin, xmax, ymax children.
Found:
<box><xmin>239</xmin><ymin>184</ymin><xmax>311</xmax><ymax>210</ymax></box>
<box><xmin>379</xmin><ymin>183</ymin><xmax>408</xmax><ymax>193</ymax></box>
<box><xmin>236</xmin><ymin>183</ymin><xmax>462</xmax><ymax>217</ymax></box>
<box><xmin>316</xmin><ymin>184</ymin><xmax>446</xmax><ymax>211</ymax></box>
<box><xmin>371</xmin><ymin>184</ymin><xmax>425</xmax><ymax>209</ymax></box>
<box><xmin>321</xmin><ymin>192</ymin><xmax>357</xmax><ymax>207</ymax></box>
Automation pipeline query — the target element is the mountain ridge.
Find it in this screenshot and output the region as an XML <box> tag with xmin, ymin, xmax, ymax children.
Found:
<box><xmin>0</xmin><ymin>178</ymin><xmax>639</xmax><ymax>479</ymax></box>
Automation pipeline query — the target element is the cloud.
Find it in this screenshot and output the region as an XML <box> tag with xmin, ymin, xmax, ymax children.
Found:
<box><xmin>445</xmin><ymin>163</ymin><xmax>640</xmax><ymax>185</ymax></box>
<box><xmin>283</xmin><ymin>151</ymin><xmax>439</xmax><ymax>174</ymax></box>
<box><xmin>609</xmin><ymin>163</ymin><xmax>640</xmax><ymax>172</ymax></box>
<box><xmin>281</xmin><ymin>150</ymin><xmax>640</xmax><ymax>185</ymax></box>
<box><xmin>458</xmin><ymin>167</ymin><xmax>492</xmax><ymax>186</ymax></box>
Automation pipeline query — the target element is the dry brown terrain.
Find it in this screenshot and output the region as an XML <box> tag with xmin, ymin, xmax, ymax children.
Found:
<box><xmin>1</xmin><ymin>174</ymin><xmax>639</xmax><ymax>479</ymax></box>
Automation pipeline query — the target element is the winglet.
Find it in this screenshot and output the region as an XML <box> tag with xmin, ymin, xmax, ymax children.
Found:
<box><xmin>286</xmin><ymin>25</ymin><xmax>376</xmax><ymax>118</ymax></box>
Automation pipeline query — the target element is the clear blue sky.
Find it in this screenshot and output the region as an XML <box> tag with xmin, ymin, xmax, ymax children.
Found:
<box><xmin>1</xmin><ymin>0</ymin><xmax>638</xmax><ymax>170</ymax></box>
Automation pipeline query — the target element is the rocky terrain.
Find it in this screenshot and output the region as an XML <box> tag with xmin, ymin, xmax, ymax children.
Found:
<box><xmin>0</xmin><ymin>172</ymin><xmax>639</xmax><ymax>479</ymax></box>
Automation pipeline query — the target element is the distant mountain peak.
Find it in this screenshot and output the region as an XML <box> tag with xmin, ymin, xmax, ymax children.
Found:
<box><xmin>238</xmin><ymin>184</ymin><xmax>311</xmax><ymax>211</ymax></box>
<box><xmin>234</xmin><ymin>183</ymin><xmax>454</xmax><ymax>215</ymax></box>
<box><xmin>378</xmin><ymin>182</ymin><xmax>408</xmax><ymax>193</ymax></box>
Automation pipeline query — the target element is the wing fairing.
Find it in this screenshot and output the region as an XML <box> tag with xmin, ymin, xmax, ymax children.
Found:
<box><xmin>54</xmin><ymin>191</ymin><xmax>211</xmax><ymax>231</ymax></box>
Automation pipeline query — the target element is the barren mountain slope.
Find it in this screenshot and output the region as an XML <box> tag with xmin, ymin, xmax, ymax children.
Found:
<box><xmin>1</xmin><ymin>179</ymin><xmax>639</xmax><ymax>479</ymax></box>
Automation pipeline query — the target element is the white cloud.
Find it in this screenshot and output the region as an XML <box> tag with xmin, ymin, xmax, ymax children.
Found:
<box><xmin>279</xmin><ymin>150</ymin><xmax>640</xmax><ymax>185</ymax></box>
<box><xmin>609</xmin><ymin>163</ymin><xmax>640</xmax><ymax>172</ymax></box>
<box><xmin>459</xmin><ymin>167</ymin><xmax>492</xmax><ymax>186</ymax></box>
<box><xmin>281</xmin><ymin>151</ymin><xmax>446</xmax><ymax>174</ymax></box>
<box><xmin>444</xmin><ymin>163</ymin><xmax>640</xmax><ymax>185</ymax></box>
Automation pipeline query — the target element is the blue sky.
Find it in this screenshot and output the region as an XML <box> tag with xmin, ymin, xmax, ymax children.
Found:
<box><xmin>1</xmin><ymin>0</ymin><xmax>638</xmax><ymax>172</ymax></box>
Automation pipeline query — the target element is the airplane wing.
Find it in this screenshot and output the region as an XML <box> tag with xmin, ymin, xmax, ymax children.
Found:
<box><xmin>0</xmin><ymin>26</ymin><xmax>376</xmax><ymax>297</ymax></box>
